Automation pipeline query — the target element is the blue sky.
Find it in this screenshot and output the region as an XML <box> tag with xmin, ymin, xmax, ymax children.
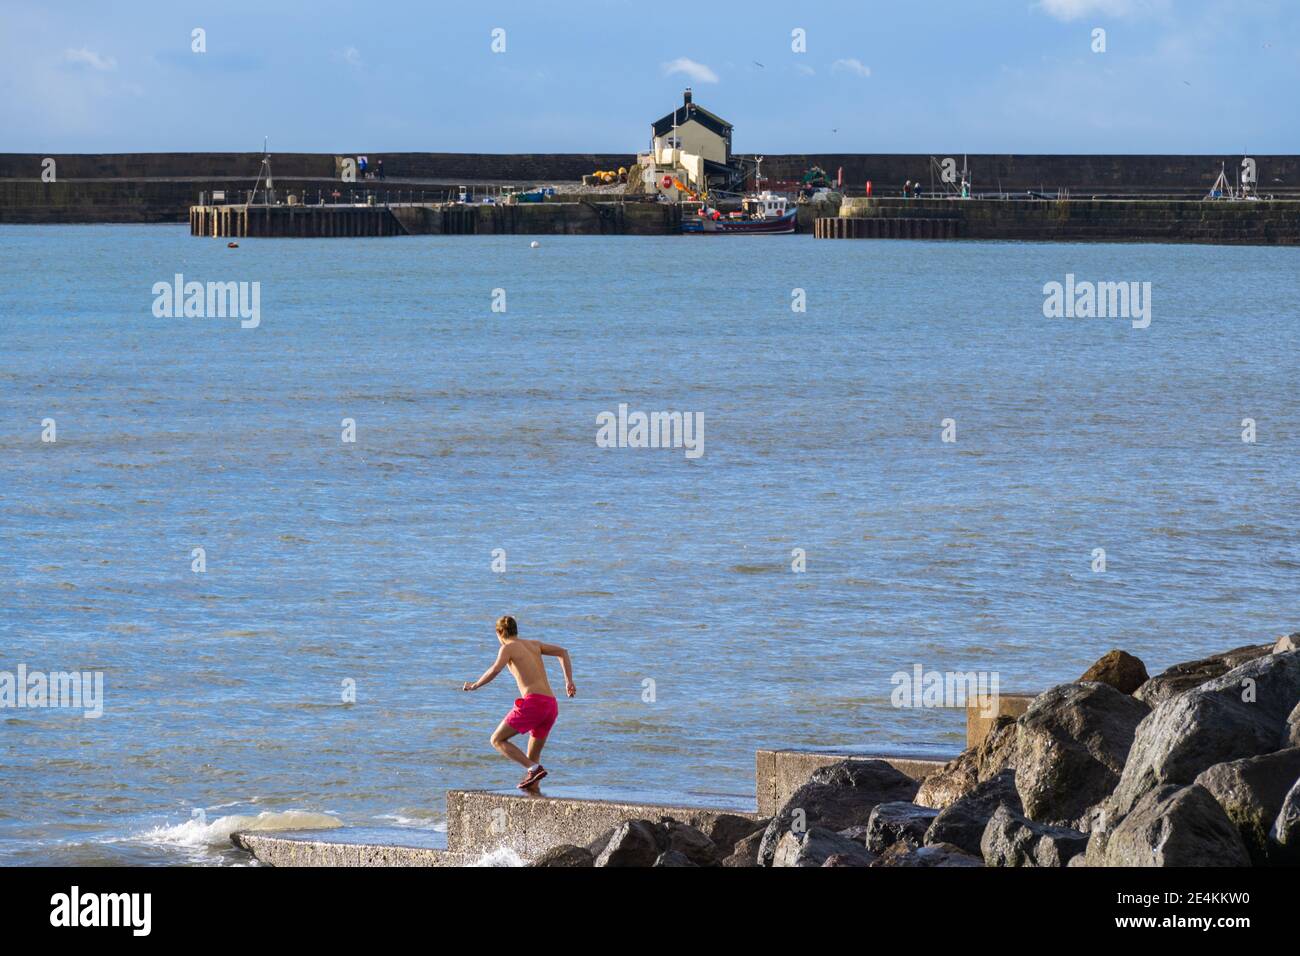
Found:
<box><xmin>2</xmin><ymin>0</ymin><xmax>1297</xmax><ymax>154</ymax></box>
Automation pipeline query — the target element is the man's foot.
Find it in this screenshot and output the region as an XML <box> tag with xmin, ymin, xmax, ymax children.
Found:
<box><xmin>517</xmin><ymin>765</ymin><xmax>547</xmax><ymax>789</ymax></box>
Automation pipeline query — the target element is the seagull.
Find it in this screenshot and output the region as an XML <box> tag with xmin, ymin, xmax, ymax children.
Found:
<box><xmin>753</xmin><ymin>60</ymin><xmax>764</xmax><ymax>68</ymax></box>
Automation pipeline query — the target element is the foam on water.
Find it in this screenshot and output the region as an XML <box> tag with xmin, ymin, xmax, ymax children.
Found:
<box><xmin>133</xmin><ymin>810</ymin><xmax>344</xmax><ymax>849</ymax></box>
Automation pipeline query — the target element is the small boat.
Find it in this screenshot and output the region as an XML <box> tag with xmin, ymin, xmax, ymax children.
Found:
<box><xmin>681</xmin><ymin>191</ymin><xmax>796</xmax><ymax>234</ymax></box>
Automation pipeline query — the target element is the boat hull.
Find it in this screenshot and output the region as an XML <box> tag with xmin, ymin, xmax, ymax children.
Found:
<box><xmin>681</xmin><ymin>210</ymin><xmax>797</xmax><ymax>234</ymax></box>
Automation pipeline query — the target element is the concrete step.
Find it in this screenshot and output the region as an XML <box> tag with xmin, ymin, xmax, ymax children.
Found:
<box><xmin>231</xmin><ymin>826</ymin><xmax>463</xmax><ymax>867</ymax></box>
<box><xmin>445</xmin><ymin>785</ymin><xmax>759</xmax><ymax>860</ymax></box>
<box><xmin>756</xmin><ymin>745</ymin><xmax>957</xmax><ymax>816</ymax></box>
<box><xmin>966</xmin><ymin>693</ymin><xmax>1037</xmax><ymax>748</ymax></box>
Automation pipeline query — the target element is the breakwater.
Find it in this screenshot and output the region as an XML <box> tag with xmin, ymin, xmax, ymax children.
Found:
<box><xmin>818</xmin><ymin>196</ymin><xmax>1300</xmax><ymax>245</ymax></box>
<box><xmin>5</xmin><ymin>151</ymin><xmax>1300</xmax><ymax>225</ymax></box>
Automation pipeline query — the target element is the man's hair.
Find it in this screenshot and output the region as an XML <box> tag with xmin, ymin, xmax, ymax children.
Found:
<box><xmin>496</xmin><ymin>615</ymin><xmax>518</xmax><ymax>638</ymax></box>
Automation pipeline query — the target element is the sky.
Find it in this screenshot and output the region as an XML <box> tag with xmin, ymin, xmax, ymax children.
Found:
<box><xmin>1</xmin><ymin>0</ymin><xmax>1298</xmax><ymax>155</ymax></box>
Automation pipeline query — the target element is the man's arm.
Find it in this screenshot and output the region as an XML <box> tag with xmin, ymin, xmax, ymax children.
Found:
<box><xmin>540</xmin><ymin>643</ymin><xmax>576</xmax><ymax>697</ymax></box>
<box><xmin>462</xmin><ymin>645</ymin><xmax>510</xmax><ymax>691</ymax></box>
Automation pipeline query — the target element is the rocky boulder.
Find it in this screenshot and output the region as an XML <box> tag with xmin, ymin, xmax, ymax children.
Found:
<box><xmin>916</xmin><ymin>715</ymin><xmax>1019</xmax><ymax>809</ymax></box>
<box><xmin>1275</xmin><ymin>633</ymin><xmax>1300</xmax><ymax>654</ymax></box>
<box><xmin>1083</xmin><ymin>784</ymin><xmax>1251</xmax><ymax>867</ymax></box>
<box><xmin>702</xmin><ymin>814</ymin><xmax>765</xmax><ymax>858</ymax></box>
<box><xmin>1134</xmin><ymin>644</ymin><xmax>1272</xmax><ymax>708</ymax></box>
<box><xmin>1284</xmin><ymin>702</ymin><xmax>1300</xmax><ymax>749</ymax></box>
<box><xmin>593</xmin><ymin>820</ymin><xmax>662</xmax><ymax>867</ymax></box>
<box><xmin>591</xmin><ymin>818</ymin><xmax>719</xmax><ymax>867</ymax></box>
<box><xmin>1107</xmin><ymin>651</ymin><xmax>1300</xmax><ymax>820</ymax></box>
<box><xmin>1081</xmin><ymin>650</ymin><xmax>1149</xmax><ymax>694</ymax></box>
<box><xmin>530</xmin><ymin>844</ymin><xmax>594</xmax><ymax>867</ymax></box>
<box><xmin>1013</xmin><ymin>682</ymin><xmax>1149</xmax><ymax>826</ymax></box>
<box><xmin>980</xmin><ymin>803</ymin><xmax>1088</xmax><ymax>867</ymax></box>
<box><xmin>1268</xmin><ymin>777</ymin><xmax>1300</xmax><ymax>864</ymax></box>
<box><xmin>865</xmin><ymin>802</ymin><xmax>940</xmax><ymax>853</ymax></box>
<box><xmin>1194</xmin><ymin>747</ymin><xmax>1300</xmax><ymax>865</ymax></box>
<box><xmin>720</xmin><ymin>827</ymin><xmax>765</xmax><ymax>868</ymax></box>
<box><xmin>772</xmin><ymin>825</ymin><xmax>876</xmax><ymax>867</ymax></box>
<box><xmin>652</xmin><ymin>849</ymin><xmax>697</xmax><ymax>867</ymax></box>
<box><xmin>871</xmin><ymin>841</ymin><xmax>983</xmax><ymax>867</ymax></box>
<box><xmin>757</xmin><ymin>759</ymin><xmax>919</xmax><ymax>866</ymax></box>
<box><xmin>924</xmin><ymin>769</ymin><xmax>1022</xmax><ymax>856</ymax></box>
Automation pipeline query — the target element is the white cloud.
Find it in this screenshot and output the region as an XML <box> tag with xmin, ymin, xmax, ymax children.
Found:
<box><xmin>341</xmin><ymin>47</ymin><xmax>363</xmax><ymax>69</ymax></box>
<box><xmin>794</xmin><ymin>63</ymin><xmax>815</xmax><ymax>76</ymax></box>
<box><xmin>1037</xmin><ymin>0</ymin><xmax>1145</xmax><ymax>21</ymax></box>
<box><xmin>62</xmin><ymin>47</ymin><xmax>116</xmax><ymax>71</ymax></box>
<box><xmin>661</xmin><ymin>57</ymin><xmax>719</xmax><ymax>84</ymax></box>
<box><xmin>831</xmin><ymin>58</ymin><xmax>871</xmax><ymax>78</ymax></box>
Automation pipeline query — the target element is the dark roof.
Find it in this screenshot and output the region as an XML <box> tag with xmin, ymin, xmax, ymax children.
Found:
<box><xmin>652</xmin><ymin>103</ymin><xmax>733</xmax><ymax>139</ymax></box>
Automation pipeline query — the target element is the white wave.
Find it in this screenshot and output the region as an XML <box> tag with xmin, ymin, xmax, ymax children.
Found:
<box><xmin>376</xmin><ymin>814</ymin><xmax>446</xmax><ymax>831</ymax></box>
<box><xmin>472</xmin><ymin>846</ymin><xmax>526</xmax><ymax>867</ymax></box>
<box><xmin>135</xmin><ymin>810</ymin><xmax>343</xmax><ymax>848</ymax></box>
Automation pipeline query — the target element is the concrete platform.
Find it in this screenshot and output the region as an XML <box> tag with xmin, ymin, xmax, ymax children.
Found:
<box><xmin>755</xmin><ymin>745</ymin><xmax>957</xmax><ymax>816</ymax></box>
<box><xmin>445</xmin><ymin>785</ymin><xmax>758</xmax><ymax>860</ymax></box>
<box><xmin>231</xmin><ymin>826</ymin><xmax>464</xmax><ymax>867</ymax></box>
<box><xmin>965</xmin><ymin>693</ymin><xmax>1038</xmax><ymax>749</ymax></box>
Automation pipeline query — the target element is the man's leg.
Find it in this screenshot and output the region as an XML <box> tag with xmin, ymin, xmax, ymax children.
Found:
<box><xmin>525</xmin><ymin>735</ymin><xmax>546</xmax><ymax>765</ymax></box>
<box><xmin>490</xmin><ymin>721</ymin><xmax>532</xmax><ymax>770</ymax></box>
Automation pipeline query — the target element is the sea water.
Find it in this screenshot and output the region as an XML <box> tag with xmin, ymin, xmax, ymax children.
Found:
<box><xmin>1</xmin><ymin>225</ymin><xmax>1296</xmax><ymax>864</ymax></box>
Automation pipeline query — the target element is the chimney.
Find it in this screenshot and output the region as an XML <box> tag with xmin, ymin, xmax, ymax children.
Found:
<box><xmin>683</xmin><ymin>88</ymin><xmax>692</xmax><ymax>105</ymax></box>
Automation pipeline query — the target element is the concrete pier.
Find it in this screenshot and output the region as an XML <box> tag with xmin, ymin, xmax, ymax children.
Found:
<box><xmin>231</xmin><ymin>827</ymin><xmax>462</xmax><ymax>867</ymax></box>
<box><xmin>230</xmin><ymin>695</ymin><xmax>1041</xmax><ymax>865</ymax></box>
<box><xmin>190</xmin><ymin>199</ymin><xmax>685</xmax><ymax>238</ymax></box>
<box><xmin>755</xmin><ymin>747</ymin><xmax>954</xmax><ymax>816</ymax></box>
<box><xmin>817</xmin><ymin>196</ymin><xmax>1300</xmax><ymax>245</ymax></box>
<box><xmin>445</xmin><ymin>786</ymin><xmax>759</xmax><ymax>860</ymax></box>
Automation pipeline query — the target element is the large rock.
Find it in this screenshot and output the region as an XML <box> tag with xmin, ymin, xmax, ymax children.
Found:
<box><xmin>1134</xmin><ymin>644</ymin><xmax>1272</xmax><ymax>707</ymax></box>
<box><xmin>1084</xmin><ymin>784</ymin><xmax>1252</xmax><ymax>867</ymax></box>
<box><xmin>915</xmin><ymin>716</ymin><xmax>1019</xmax><ymax>809</ymax></box>
<box><xmin>530</xmin><ymin>844</ymin><xmax>594</xmax><ymax>867</ymax></box>
<box><xmin>1194</xmin><ymin>748</ymin><xmax>1300</xmax><ymax>865</ymax></box>
<box><xmin>720</xmin><ymin>828</ymin><xmax>765</xmax><ymax>868</ymax></box>
<box><xmin>925</xmin><ymin>769</ymin><xmax>1022</xmax><ymax>856</ymax></box>
<box><xmin>865</xmin><ymin>802</ymin><xmax>940</xmax><ymax>853</ymax></box>
<box><xmin>1013</xmin><ymin>682</ymin><xmax>1149</xmax><ymax>826</ymax></box>
<box><xmin>1107</xmin><ymin>651</ymin><xmax>1300</xmax><ymax>821</ymax></box>
<box><xmin>871</xmin><ymin>841</ymin><xmax>983</xmax><ymax>867</ymax></box>
<box><xmin>652</xmin><ymin>849</ymin><xmax>697</xmax><ymax>867</ymax></box>
<box><xmin>980</xmin><ymin>803</ymin><xmax>1088</xmax><ymax>867</ymax></box>
<box><xmin>757</xmin><ymin>759</ymin><xmax>919</xmax><ymax>866</ymax></box>
<box><xmin>772</xmin><ymin>826</ymin><xmax>876</xmax><ymax>868</ymax></box>
<box><xmin>1275</xmin><ymin>633</ymin><xmax>1300</xmax><ymax>654</ymax></box>
<box><xmin>822</xmin><ymin>852</ymin><xmax>873</xmax><ymax>867</ymax></box>
<box><xmin>1081</xmin><ymin>650</ymin><xmax>1149</xmax><ymax>694</ymax></box>
<box><xmin>702</xmin><ymin>814</ymin><xmax>765</xmax><ymax>858</ymax></box>
<box><xmin>1284</xmin><ymin>702</ymin><xmax>1300</xmax><ymax>749</ymax></box>
<box><xmin>590</xmin><ymin>818</ymin><xmax>718</xmax><ymax>867</ymax></box>
<box><xmin>658</xmin><ymin>819</ymin><xmax>720</xmax><ymax>866</ymax></box>
<box><xmin>1269</xmin><ymin>777</ymin><xmax>1300</xmax><ymax>863</ymax></box>
<box><xmin>593</xmin><ymin>820</ymin><xmax>662</xmax><ymax>867</ymax></box>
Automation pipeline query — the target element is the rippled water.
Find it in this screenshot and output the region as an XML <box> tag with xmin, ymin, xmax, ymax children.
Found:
<box><xmin>1</xmin><ymin>225</ymin><xmax>1297</xmax><ymax>864</ymax></box>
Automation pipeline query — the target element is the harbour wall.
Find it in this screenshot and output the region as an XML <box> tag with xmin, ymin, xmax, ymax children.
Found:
<box><xmin>4</xmin><ymin>151</ymin><xmax>1299</xmax><ymax>225</ymax></box>
<box><xmin>823</xmin><ymin>196</ymin><xmax>1300</xmax><ymax>245</ymax></box>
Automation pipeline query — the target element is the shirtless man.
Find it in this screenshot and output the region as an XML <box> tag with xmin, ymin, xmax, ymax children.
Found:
<box><xmin>462</xmin><ymin>615</ymin><xmax>576</xmax><ymax>789</ymax></box>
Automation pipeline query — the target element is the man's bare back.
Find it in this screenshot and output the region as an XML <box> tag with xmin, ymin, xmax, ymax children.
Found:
<box><xmin>503</xmin><ymin>639</ymin><xmax>555</xmax><ymax>697</ymax></box>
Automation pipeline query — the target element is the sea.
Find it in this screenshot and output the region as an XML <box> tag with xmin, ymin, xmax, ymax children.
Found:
<box><xmin>1</xmin><ymin>225</ymin><xmax>1296</xmax><ymax>864</ymax></box>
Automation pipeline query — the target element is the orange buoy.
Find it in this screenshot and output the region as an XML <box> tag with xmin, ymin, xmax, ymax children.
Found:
<box><xmin>227</xmin><ymin>242</ymin><xmax>239</xmax><ymax>248</ymax></box>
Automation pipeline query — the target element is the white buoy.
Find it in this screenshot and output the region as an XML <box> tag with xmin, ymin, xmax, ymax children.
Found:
<box><xmin>530</xmin><ymin>240</ymin><xmax>539</xmax><ymax>248</ymax></box>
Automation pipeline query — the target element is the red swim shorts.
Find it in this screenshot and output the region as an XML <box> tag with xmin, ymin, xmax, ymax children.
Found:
<box><xmin>504</xmin><ymin>693</ymin><xmax>559</xmax><ymax>740</ymax></box>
